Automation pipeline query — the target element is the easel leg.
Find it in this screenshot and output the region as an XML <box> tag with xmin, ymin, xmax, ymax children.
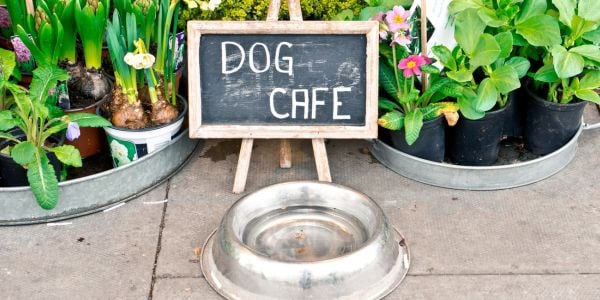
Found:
<box><xmin>233</xmin><ymin>138</ymin><xmax>254</xmax><ymax>194</ymax></box>
<box><xmin>312</xmin><ymin>138</ymin><xmax>332</xmax><ymax>182</ymax></box>
<box><xmin>280</xmin><ymin>139</ymin><xmax>292</xmax><ymax>168</ymax></box>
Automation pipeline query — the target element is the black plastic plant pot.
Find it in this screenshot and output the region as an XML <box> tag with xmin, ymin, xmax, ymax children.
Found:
<box><xmin>388</xmin><ymin>116</ymin><xmax>445</xmax><ymax>162</ymax></box>
<box><xmin>449</xmin><ymin>106</ymin><xmax>507</xmax><ymax>166</ymax></box>
<box><xmin>524</xmin><ymin>87</ymin><xmax>587</xmax><ymax>155</ymax></box>
<box><xmin>0</xmin><ymin>134</ymin><xmax>63</xmax><ymax>187</ymax></box>
<box><xmin>502</xmin><ymin>92</ymin><xmax>525</xmax><ymax>138</ymax></box>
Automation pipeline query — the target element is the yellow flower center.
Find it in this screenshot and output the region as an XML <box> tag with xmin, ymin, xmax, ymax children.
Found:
<box><xmin>407</xmin><ymin>61</ymin><xmax>417</xmax><ymax>68</ymax></box>
<box><xmin>394</xmin><ymin>15</ymin><xmax>404</xmax><ymax>24</ymax></box>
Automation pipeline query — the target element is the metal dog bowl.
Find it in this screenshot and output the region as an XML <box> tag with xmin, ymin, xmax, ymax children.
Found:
<box><xmin>201</xmin><ymin>181</ymin><xmax>410</xmax><ymax>300</ymax></box>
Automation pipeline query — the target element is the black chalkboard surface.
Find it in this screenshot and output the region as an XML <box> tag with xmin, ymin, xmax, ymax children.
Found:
<box><xmin>188</xmin><ymin>21</ymin><xmax>378</xmax><ymax>139</ymax></box>
<box><xmin>200</xmin><ymin>34</ymin><xmax>366</xmax><ymax>126</ymax></box>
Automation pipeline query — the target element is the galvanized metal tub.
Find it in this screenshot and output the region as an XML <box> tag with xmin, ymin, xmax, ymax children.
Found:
<box><xmin>369</xmin><ymin>126</ymin><xmax>585</xmax><ymax>190</ymax></box>
<box><xmin>202</xmin><ymin>181</ymin><xmax>410</xmax><ymax>300</ymax></box>
<box><xmin>0</xmin><ymin>129</ymin><xmax>200</xmax><ymax>226</ymax></box>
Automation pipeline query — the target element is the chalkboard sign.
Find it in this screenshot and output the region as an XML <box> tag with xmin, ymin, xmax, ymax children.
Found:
<box><xmin>187</xmin><ymin>21</ymin><xmax>379</xmax><ymax>139</ymax></box>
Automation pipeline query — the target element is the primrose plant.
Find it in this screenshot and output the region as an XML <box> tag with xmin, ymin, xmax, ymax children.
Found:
<box><xmin>0</xmin><ymin>64</ymin><xmax>111</xmax><ymax>210</ymax></box>
<box><xmin>374</xmin><ymin>5</ymin><xmax>459</xmax><ymax>145</ymax></box>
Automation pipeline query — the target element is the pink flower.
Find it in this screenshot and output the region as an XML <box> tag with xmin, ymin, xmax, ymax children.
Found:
<box><xmin>11</xmin><ymin>37</ymin><xmax>31</xmax><ymax>62</ymax></box>
<box><xmin>379</xmin><ymin>23</ymin><xmax>389</xmax><ymax>41</ymax></box>
<box><xmin>390</xmin><ymin>32</ymin><xmax>412</xmax><ymax>46</ymax></box>
<box><xmin>398</xmin><ymin>55</ymin><xmax>431</xmax><ymax>78</ymax></box>
<box><xmin>372</xmin><ymin>12</ymin><xmax>385</xmax><ymax>22</ymax></box>
<box><xmin>0</xmin><ymin>7</ymin><xmax>10</xmax><ymax>29</ymax></box>
<box><xmin>385</xmin><ymin>6</ymin><xmax>411</xmax><ymax>33</ymax></box>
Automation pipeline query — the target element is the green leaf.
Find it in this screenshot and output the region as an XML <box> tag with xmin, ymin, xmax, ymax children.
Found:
<box><xmin>516</xmin><ymin>0</ymin><xmax>547</xmax><ymax>23</ymax></box>
<box><xmin>448</xmin><ymin>0</ymin><xmax>484</xmax><ymax>15</ymax></box>
<box><xmin>0</xmin><ymin>48</ymin><xmax>17</xmax><ymax>81</ymax></box>
<box><xmin>432</xmin><ymin>45</ymin><xmax>457</xmax><ymax>71</ymax></box>
<box><xmin>569</xmin><ymin>45</ymin><xmax>600</xmax><ymax>63</ymax></box>
<box><xmin>552</xmin><ymin>0</ymin><xmax>576</xmax><ymax>26</ymax></box>
<box><xmin>457</xmin><ymin>89</ymin><xmax>485</xmax><ymax>120</ymax></box>
<box><xmin>403</xmin><ymin>110</ymin><xmax>423</xmax><ymax>146</ymax></box>
<box><xmin>579</xmin><ymin>71</ymin><xmax>600</xmax><ymax>90</ymax></box>
<box><xmin>552</xmin><ymin>45</ymin><xmax>585</xmax><ymax>78</ymax></box>
<box><xmin>359</xmin><ymin>6</ymin><xmax>386</xmax><ymax>21</ymax></box>
<box><xmin>534</xmin><ymin>64</ymin><xmax>560</xmax><ymax>83</ymax></box>
<box><xmin>578</xmin><ymin>0</ymin><xmax>600</xmax><ymax>22</ymax></box>
<box><xmin>476</xmin><ymin>78</ymin><xmax>498</xmax><ymax>111</ymax></box>
<box><xmin>29</xmin><ymin>65</ymin><xmax>70</xmax><ymax>104</ymax></box>
<box><xmin>378</xmin><ymin>98</ymin><xmax>401</xmax><ymax>111</ymax></box>
<box><xmin>470</xmin><ymin>33</ymin><xmax>501</xmax><ymax>68</ymax></box>
<box><xmin>381</xmin><ymin>0</ymin><xmax>413</xmax><ymax>9</ymax></box>
<box><xmin>0</xmin><ymin>110</ymin><xmax>18</xmax><ymax>131</ymax></box>
<box><xmin>477</xmin><ymin>7</ymin><xmax>508</xmax><ymax>27</ymax></box>
<box><xmin>10</xmin><ymin>141</ymin><xmax>35</xmax><ymax>165</ymax></box>
<box><xmin>67</xmin><ymin>113</ymin><xmax>112</xmax><ymax>127</ymax></box>
<box><xmin>454</xmin><ymin>9</ymin><xmax>487</xmax><ymax>56</ymax></box>
<box><xmin>570</xmin><ymin>16</ymin><xmax>598</xmax><ymax>41</ymax></box>
<box><xmin>574</xmin><ymin>89</ymin><xmax>600</xmax><ymax>104</ymax></box>
<box><xmin>378</xmin><ymin>111</ymin><xmax>404</xmax><ymax>130</ymax></box>
<box><xmin>489</xmin><ymin>65</ymin><xmax>521</xmax><ymax>94</ymax></box>
<box><xmin>495</xmin><ymin>32</ymin><xmax>513</xmax><ymax>60</ymax></box>
<box><xmin>583</xmin><ymin>27</ymin><xmax>600</xmax><ymax>43</ymax></box>
<box><xmin>27</xmin><ymin>150</ymin><xmax>59</xmax><ymax>210</ymax></box>
<box><xmin>505</xmin><ymin>57</ymin><xmax>531</xmax><ymax>79</ymax></box>
<box><xmin>515</xmin><ymin>15</ymin><xmax>562</xmax><ymax>46</ymax></box>
<box><xmin>419</xmin><ymin>77</ymin><xmax>453</xmax><ymax>103</ymax></box>
<box><xmin>379</xmin><ymin>62</ymin><xmax>401</xmax><ymax>102</ymax></box>
<box><xmin>420</xmin><ymin>64</ymin><xmax>440</xmax><ymax>74</ymax></box>
<box><xmin>51</xmin><ymin>145</ymin><xmax>82</xmax><ymax>167</ymax></box>
<box><xmin>447</xmin><ymin>69</ymin><xmax>474</xmax><ymax>82</ymax></box>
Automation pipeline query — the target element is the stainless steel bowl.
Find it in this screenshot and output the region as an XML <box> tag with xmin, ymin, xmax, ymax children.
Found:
<box><xmin>201</xmin><ymin>181</ymin><xmax>410</xmax><ymax>299</ymax></box>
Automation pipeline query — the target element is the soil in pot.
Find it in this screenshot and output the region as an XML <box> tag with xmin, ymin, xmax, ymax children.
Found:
<box><xmin>449</xmin><ymin>105</ymin><xmax>508</xmax><ymax>166</ymax></box>
<box><xmin>0</xmin><ymin>135</ymin><xmax>63</xmax><ymax>187</ymax></box>
<box><xmin>524</xmin><ymin>86</ymin><xmax>587</xmax><ymax>155</ymax></box>
<box><xmin>388</xmin><ymin>116</ymin><xmax>445</xmax><ymax>162</ymax></box>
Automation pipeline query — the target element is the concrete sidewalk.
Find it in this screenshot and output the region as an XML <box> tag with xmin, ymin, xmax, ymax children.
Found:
<box><xmin>1</xmin><ymin>109</ymin><xmax>600</xmax><ymax>299</ymax></box>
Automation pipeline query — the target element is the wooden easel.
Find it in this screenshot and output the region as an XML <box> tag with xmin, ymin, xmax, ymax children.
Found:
<box><xmin>232</xmin><ymin>0</ymin><xmax>332</xmax><ymax>193</ymax></box>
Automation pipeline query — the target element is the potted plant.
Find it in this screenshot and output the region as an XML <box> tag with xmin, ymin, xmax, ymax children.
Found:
<box><xmin>4</xmin><ymin>0</ymin><xmax>36</xmax><ymax>86</ymax></box>
<box><xmin>373</xmin><ymin>5</ymin><xmax>458</xmax><ymax>162</ymax></box>
<box><xmin>436</xmin><ymin>0</ymin><xmax>549</xmax><ymax>165</ymax></box>
<box><xmin>525</xmin><ymin>0</ymin><xmax>600</xmax><ymax>155</ymax></box>
<box><xmin>0</xmin><ymin>64</ymin><xmax>111</xmax><ymax>209</ymax></box>
<box><xmin>102</xmin><ymin>11</ymin><xmax>185</xmax><ymax>167</ymax></box>
<box><xmin>0</xmin><ymin>5</ymin><xmax>12</xmax><ymax>50</ymax></box>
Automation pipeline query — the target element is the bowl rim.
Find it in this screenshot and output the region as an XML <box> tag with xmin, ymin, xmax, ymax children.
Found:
<box><xmin>220</xmin><ymin>180</ymin><xmax>388</xmax><ymax>265</ymax></box>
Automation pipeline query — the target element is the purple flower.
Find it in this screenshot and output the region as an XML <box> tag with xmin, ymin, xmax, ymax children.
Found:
<box><xmin>0</xmin><ymin>7</ymin><xmax>10</xmax><ymax>29</ymax></box>
<box><xmin>66</xmin><ymin>122</ymin><xmax>80</xmax><ymax>141</ymax></box>
<box><xmin>11</xmin><ymin>37</ymin><xmax>31</xmax><ymax>63</ymax></box>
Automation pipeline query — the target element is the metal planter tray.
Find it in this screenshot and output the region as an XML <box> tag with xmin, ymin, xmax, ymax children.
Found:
<box><xmin>0</xmin><ymin>129</ymin><xmax>200</xmax><ymax>226</ymax></box>
<box><xmin>369</xmin><ymin>126</ymin><xmax>585</xmax><ymax>190</ymax></box>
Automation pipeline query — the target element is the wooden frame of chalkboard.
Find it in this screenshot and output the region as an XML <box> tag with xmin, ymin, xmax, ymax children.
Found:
<box><xmin>187</xmin><ymin>21</ymin><xmax>379</xmax><ymax>139</ymax></box>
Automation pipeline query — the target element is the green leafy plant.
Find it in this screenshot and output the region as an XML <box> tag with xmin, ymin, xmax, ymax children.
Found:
<box><xmin>0</xmin><ymin>64</ymin><xmax>111</xmax><ymax>209</ymax></box>
<box><xmin>433</xmin><ymin>0</ymin><xmax>536</xmax><ymax>120</ymax></box>
<box><xmin>12</xmin><ymin>1</ymin><xmax>64</xmax><ymax>67</ymax></box>
<box><xmin>75</xmin><ymin>0</ymin><xmax>109</xmax><ymax>70</ymax></box>
<box><xmin>372</xmin><ymin>5</ymin><xmax>459</xmax><ymax>145</ymax></box>
<box><xmin>46</xmin><ymin>0</ymin><xmax>77</xmax><ymax>63</ymax></box>
<box><xmin>529</xmin><ymin>0</ymin><xmax>600</xmax><ymax>104</ymax></box>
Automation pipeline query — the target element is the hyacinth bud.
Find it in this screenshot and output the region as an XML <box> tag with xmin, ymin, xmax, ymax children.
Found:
<box><xmin>134</xmin><ymin>0</ymin><xmax>152</xmax><ymax>14</ymax></box>
<box><xmin>87</xmin><ymin>0</ymin><xmax>99</xmax><ymax>12</ymax></box>
<box><xmin>35</xmin><ymin>7</ymin><xmax>49</xmax><ymax>31</ymax></box>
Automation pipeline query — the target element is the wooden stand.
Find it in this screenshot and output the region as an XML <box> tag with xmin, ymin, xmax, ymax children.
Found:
<box><xmin>232</xmin><ymin>0</ymin><xmax>332</xmax><ymax>194</ymax></box>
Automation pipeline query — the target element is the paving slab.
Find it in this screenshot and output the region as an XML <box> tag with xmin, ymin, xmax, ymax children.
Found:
<box><xmin>151</xmin><ymin>274</ymin><xmax>600</xmax><ymax>299</ymax></box>
<box><xmin>155</xmin><ymin>140</ymin><xmax>319</xmax><ymax>278</ymax></box>
<box><xmin>390</xmin><ymin>274</ymin><xmax>600</xmax><ymax>299</ymax></box>
<box><xmin>0</xmin><ymin>184</ymin><xmax>167</xmax><ymax>300</ymax></box>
